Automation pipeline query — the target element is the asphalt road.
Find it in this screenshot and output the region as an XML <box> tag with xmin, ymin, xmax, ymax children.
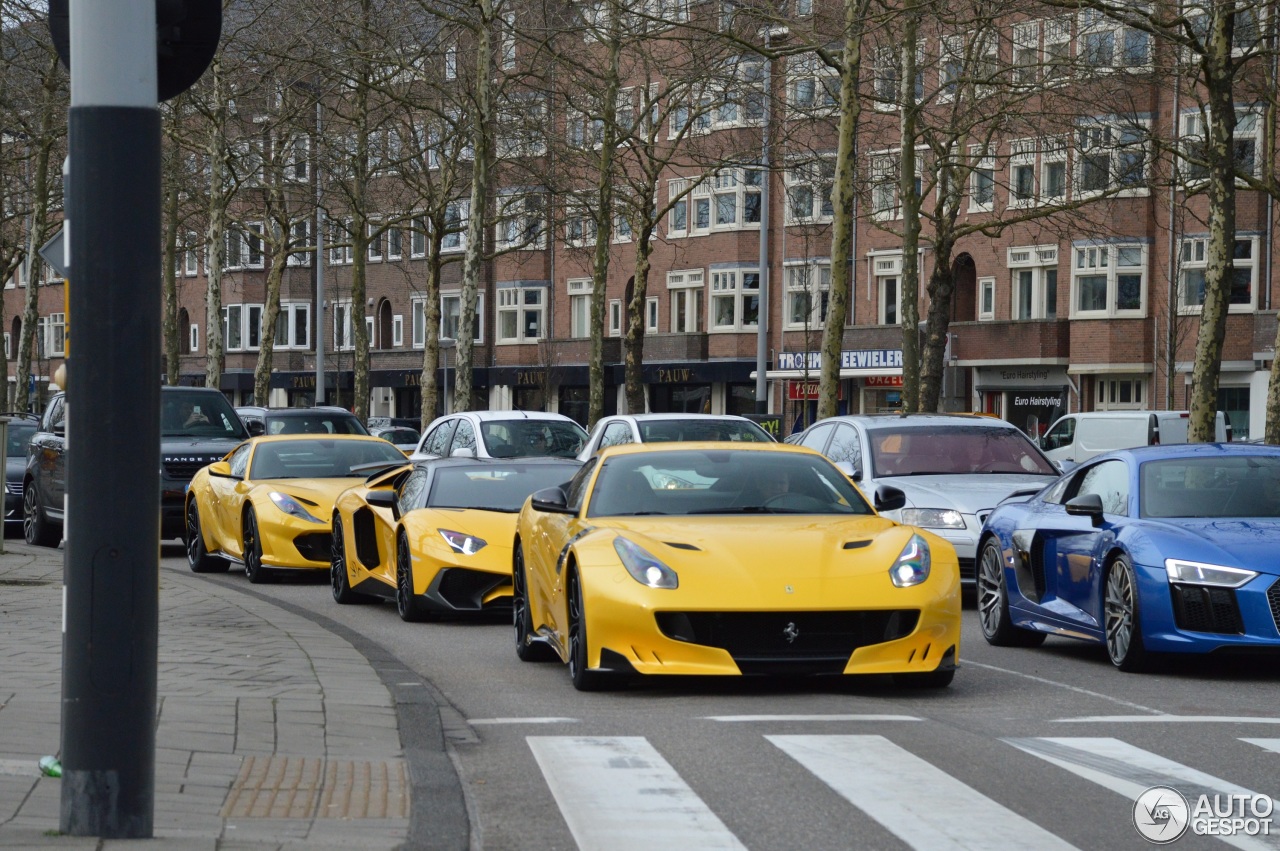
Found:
<box><xmin>160</xmin><ymin>545</ymin><xmax>1280</xmax><ymax>851</ymax></box>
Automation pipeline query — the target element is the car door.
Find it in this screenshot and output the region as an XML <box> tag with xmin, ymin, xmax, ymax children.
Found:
<box><xmin>798</xmin><ymin>422</ymin><xmax>836</xmax><ymax>457</ymax></box>
<box><xmin>33</xmin><ymin>395</ymin><xmax>68</xmax><ymax>519</ymax></box>
<box><xmin>599</xmin><ymin>421</ymin><xmax>634</xmax><ymax>450</ymax></box>
<box><xmin>825</xmin><ymin>423</ymin><xmax>865</xmax><ymax>479</ymax></box>
<box><xmin>207</xmin><ymin>444</ymin><xmax>251</xmax><ymax>554</ymax></box>
<box><xmin>382</xmin><ymin>468</ymin><xmax>429</xmax><ymax>584</ymax></box>
<box><xmin>419</xmin><ymin>419</ymin><xmax>457</xmax><ymax>460</ymax></box>
<box><xmin>448</xmin><ymin>420</ymin><xmax>477</xmax><ymax>458</ymax></box>
<box><xmin>527</xmin><ymin>458</ymin><xmax>597</xmax><ymax>642</ymax></box>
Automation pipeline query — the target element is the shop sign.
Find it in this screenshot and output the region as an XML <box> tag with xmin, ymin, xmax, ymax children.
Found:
<box><xmin>787</xmin><ymin>381</ymin><xmax>844</xmax><ymax>400</ymax></box>
<box><xmin>864</xmin><ymin>375</ymin><xmax>904</xmax><ymax>388</ymax></box>
<box><xmin>777</xmin><ymin>350</ymin><xmax>903</xmax><ymax>371</ymax></box>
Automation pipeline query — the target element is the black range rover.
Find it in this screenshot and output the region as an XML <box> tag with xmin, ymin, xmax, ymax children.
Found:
<box><xmin>23</xmin><ymin>387</ymin><xmax>249</xmax><ymax>546</ymax></box>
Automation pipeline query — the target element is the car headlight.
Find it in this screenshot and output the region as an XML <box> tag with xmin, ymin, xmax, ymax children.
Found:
<box><xmin>440</xmin><ymin>529</ymin><xmax>487</xmax><ymax>555</ymax></box>
<box><xmin>614</xmin><ymin>537</ymin><xmax>678</xmax><ymax>589</ymax></box>
<box><xmin>1164</xmin><ymin>558</ymin><xmax>1256</xmax><ymax>588</ymax></box>
<box><xmin>268</xmin><ymin>492</ymin><xmax>324</xmax><ymax>524</ymax></box>
<box><xmin>899</xmin><ymin>508</ymin><xmax>966</xmax><ymax>529</ymax></box>
<box><xmin>890</xmin><ymin>533</ymin><xmax>931</xmax><ymax>587</ymax></box>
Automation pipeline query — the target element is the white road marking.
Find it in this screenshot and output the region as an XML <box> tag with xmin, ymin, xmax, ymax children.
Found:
<box><xmin>768</xmin><ymin>734</ymin><xmax>1078</xmax><ymax>850</ymax></box>
<box><xmin>965</xmin><ymin>660</ymin><xmax>1164</xmax><ymax>713</ymax></box>
<box><xmin>468</xmin><ymin>717</ymin><xmax>579</xmax><ymax>725</ymax></box>
<box><xmin>704</xmin><ymin>714</ymin><xmax>922</xmax><ymax>723</ymax></box>
<box><xmin>528</xmin><ymin>736</ymin><xmax>745</xmax><ymax>850</ymax></box>
<box><xmin>1056</xmin><ymin>715</ymin><xmax>1280</xmax><ymax>724</ymax></box>
<box><xmin>1006</xmin><ymin>737</ymin><xmax>1280</xmax><ymax>851</ymax></box>
<box><xmin>1242</xmin><ymin>739</ymin><xmax>1280</xmax><ymax>754</ymax></box>
<box><xmin>0</xmin><ymin>758</ymin><xmax>39</xmax><ymax>777</ymax></box>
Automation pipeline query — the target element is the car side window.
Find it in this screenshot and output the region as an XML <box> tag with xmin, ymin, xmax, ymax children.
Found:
<box><xmin>1041</xmin><ymin>475</ymin><xmax>1073</xmax><ymax>505</ymax></box>
<box><xmin>45</xmin><ymin>396</ymin><xmax>66</xmax><ymax>432</ymax></box>
<box><xmin>564</xmin><ymin>458</ymin><xmax>598</xmax><ymax>512</ymax></box>
<box><xmin>826</xmin><ymin>424</ymin><xmax>862</xmax><ymax>468</ymax></box>
<box><xmin>398</xmin><ymin>469</ymin><xmax>429</xmax><ymax>514</ymax></box>
<box><xmin>1073</xmin><ymin>460</ymin><xmax>1130</xmax><ymax>516</ymax></box>
<box><xmin>450</xmin><ymin>420</ymin><xmax>476</xmax><ymax>456</ymax></box>
<box><xmin>424</xmin><ymin>421</ymin><xmax>456</xmax><ymax>456</ymax></box>
<box><xmin>228</xmin><ymin>445</ymin><xmax>251</xmax><ymax>479</ymax></box>
<box><xmin>1042</xmin><ymin>417</ymin><xmax>1075</xmax><ymax>451</ymax></box>
<box><xmin>600</xmin><ymin>422</ymin><xmax>632</xmax><ymax>448</ymax></box>
<box><xmin>799</xmin><ymin>422</ymin><xmax>835</xmax><ymax>454</ymax></box>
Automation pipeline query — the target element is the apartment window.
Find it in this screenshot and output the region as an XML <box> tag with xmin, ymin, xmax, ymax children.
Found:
<box><xmin>1178</xmin><ymin>237</ymin><xmax>1256</xmax><ymax>312</ymax></box>
<box><xmin>495</xmin><ymin>95</ymin><xmax>547</xmax><ymax>158</ymax></box>
<box><xmin>224</xmin><ymin>226</ymin><xmax>259</xmax><ymax>270</ymax></box>
<box><xmin>871</xmin><ymin>153</ymin><xmax>898</xmax><ymax>220</ymax></box>
<box><xmin>668</xmin><ymin>178</ymin><xmax>689</xmax><ymax>236</ymax></box>
<box><xmin>438</xmin><ymin>292</ymin><xmax>484</xmax><ymax>343</ymax></box>
<box><xmin>184</xmin><ymin>234</ymin><xmax>200</xmax><ymax>275</ymax></box>
<box><xmin>939</xmin><ymin>35</ymin><xmax>962</xmax><ymax>103</ymax></box>
<box><xmin>444</xmin><ymin>42</ymin><xmax>457</xmax><ymax>80</ymax></box>
<box><xmin>367</xmin><ymin>224</ymin><xmax>383</xmax><ymax>262</ymax></box>
<box><xmin>331</xmin><ymin>301</ymin><xmax>354</xmax><ymax>351</ymax></box>
<box><xmin>568</xmin><ymin>278</ymin><xmax>592</xmax><ymax>338</ymax></box>
<box><xmin>719</xmin><ymin>0</ymin><xmax>740</xmax><ymax>30</ymax></box>
<box><xmin>784</xmin><ymin>264</ymin><xmax>831</xmax><ymax>329</ymax></box>
<box><xmin>1076</xmin><ymin>119</ymin><xmax>1148</xmax><ymax>196</ymax></box>
<box><xmin>567</xmin><ymin>109</ymin><xmax>604</xmax><ymax>150</ymax></box>
<box><xmin>1043</xmin><ymin>138</ymin><xmax>1067</xmax><ymax>200</ymax></box>
<box><xmin>222</xmin><ymin>304</ymin><xmax>263</xmax><ymax>352</ymax></box>
<box><xmin>233</xmin><ymin>137</ymin><xmax>263</xmax><ymax>185</ymax></box>
<box><xmin>686</xmin><ymin>169</ymin><xmax>761</xmax><ymax>234</ymax></box>
<box><xmin>1095</xmin><ymin>376</ymin><xmax>1146</xmax><ymax>410</ymax></box>
<box><xmin>274</xmin><ymin>303</ymin><xmax>311</xmax><ymax>350</ymax></box>
<box><xmin>1079</xmin><ymin>6</ymin><xmax>1151</xmax><ymax>70</ymax></box>
<box><xmin>411</xmin><ymin>217</ymin><xmax>427</xmax><ymax>258</ymax></box>
<box><xmin>497</xmin><ymin>286</ymin><xmax>545</xmax><ymax>343</ymax></box>
<box><xmin>613</xmin><ymin>210</ymin><xmax>632</xmax><ymax>243</ymax></box>
<box><xmin>286</xmin><ymin>136</ymin><xmax>310</xmax><ymax>181</ymax></box>
<box><xmin>872</xmin><ymin>254</ymin><xmax>902</xmax><ymax>325</ymax></box>
<box><xmin>1010</xmin><ymin>140</ymin><xmax>1035</xmax><ymax>206</ymax></box>
<box><xmin>646</xmin><ymin>297</ymin><xmax>659</xmax><ymax>332</ymax></box>
<box><xmin>329</xmin><ymin>220</ymin><xmax>353</xmax><ymax>265</ymax></box>
<box><xmin>1044</xmin><ymin>17</ymin><xmax>1071</xmax><ymax>81</ymax></box>
<box><xmin>1072</xmin><ymin>242</ymin><xmax>1146</xmax><ymax>316</ymax></box>
<box><xmin>189</xmin><ymin>324</ymin><xmax>200</xmax><ymax>353</ymax></box>
<box><xmin>609</xmin><ymin>299</ymin><xmax>622</xmax><ymax>336</ymax></box>
<box><xmin>501</xmin><ymin>12</ymin><xmax>516</xmax><ymax>70</ymax></box>
<box><xmin>287</xmin><ymin>220</ymin><xmax>312</xmax><ymax>267</ymax></box>
<box><xmin>442</xmin><ymin>200</ymin><xmax>469</xmax><ymax>252</ymax></box>
<box><xmin>706</xmin><ymin>56</ymin><xmax>766</xmax><ymax>128</ymax></box>
<box><xmin>496</xmin><ymin>194</ymin><xmax>545</xmax><ymax>250</ymax></box>
<box><xmin>979</xmin><ymin>277</ymin><xmax>996</xmax><ymax>320</ymax></box>
<box><xmin>873</xmin><ymin>47</ymin><xmax>898</xmax><ymax>110</ymax></box>
<box><xmin>386</xmin><ymin>227</ymin><xmax>403</xmax><ymax>260</ymax></box>
<box><xmin>668</xmin><ymin>269</ymin><xmax>703</xmax><ymax>333</ymax></box>
<box><xmin>45</xmin><ymin>313</ymin><xmax>66</xmax><ymax>357</ymax></box>
<box><xmin>1179</xmin><ymin>109</ymin><xmax>1261</xmax><ymax>184</ymax></box>
<box><xmin>1009</xmin><ymin>245</ymin><xmax>1059</xmax><ymax>319</ymax></box>
<box><xmin>970</xmin><ymin>148</ymin><xmax>995</xmax><ymax>211</ymax></box>
<box><xmin>1012</xmin><ymin>21</ymin><xmax>1040</xmax><ymax>87</ymax></box>
<box><xmin>788</xmin><ymin>54</ymin><xmax>838</xmax><ymax>113</ymax></box>
<box><xmin>565</xmin><ymin>202</ymin><xmax>596</xmax><ymax>248</ymax></box>
<box><xmin>710</xmin><ymin>268</ymin><xmax>759</xmax><ymax>330</ymax></box>
<box><xmin>785</xmin><ymin>158</ymin><xmax>835</xmax><ymax>224</ymax></box>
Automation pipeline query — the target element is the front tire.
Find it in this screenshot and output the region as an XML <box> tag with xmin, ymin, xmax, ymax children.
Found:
<box><xmin>1105</xmin><ymin>554</ymin><xmax>1150</xmax><ymax>672</ymax></box>
<box><xmin>395</xmin><ymin>533</ymin><xmax>433</xmax><ymax>622</ymax></box>
<box><xmin>243</xmin><ymin>508</ymin><xmax>273</xmax><ymax>584</ymax></box>
<box><xmin>977</xmin><ymin>539</ymin><xmax>1045</xmax><ymax>648</ymax></box>
<box><xmin>514</xmin><ymin>542</ymin><xmax>556</xmax><ymax>662</ymax></box>
<box><xmin>186</xmin><ymin>500</ymin><xmax>226</xmax><ymax>573</ymax></box>
<box><xmin>23</xmin><ymin>478</ymin><xmax>58</xmax><ymax>547</ymax></box>
<box><xmin>567</xmin><ymin>569</ymin><xmax>615</xmax><ymax>691</ymax></box>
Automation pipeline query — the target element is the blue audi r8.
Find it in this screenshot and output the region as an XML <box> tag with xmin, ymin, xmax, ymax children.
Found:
<box><xmin>977</xmin><ymin>443</ymin><xmax>1280</xmax><ymax>671</ymax></box>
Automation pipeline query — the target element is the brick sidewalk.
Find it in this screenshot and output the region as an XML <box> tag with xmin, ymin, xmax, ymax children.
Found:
<box><xmin>0</xmin><ymin>540</ymin><xmax>410</xmax><ymax>849</ymax></box>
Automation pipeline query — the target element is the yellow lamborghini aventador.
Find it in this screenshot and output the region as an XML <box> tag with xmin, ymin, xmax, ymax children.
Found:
<box><xmin>185</xmin><ymin>434</ymin><xmax>409</xmax><ymax>582</ymax></box>
<box><xmin>514</xmin><ymin>442</ymin><xmax>962</xmax><ymax>690</ymax></box>
<box><xmin>330</xmin><ymin>457</ymin><xmax>582</xmax><ymax>621</ymax></box>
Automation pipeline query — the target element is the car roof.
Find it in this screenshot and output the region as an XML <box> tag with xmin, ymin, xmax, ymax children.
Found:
<box><xmin>249</xmin><ymin>433</ymin><xmax>386</xmax><ymax>445</ymax></box>
<box><xmin>413</xmin><ymin>455</ymin><xmax>581</xmax><ymax>471</ymax></box>
<box><xmin>821</xmin><ymin>413</ymin><xmax>1019</xmax><ymax>430</ymax></box>
<box><xmin>594</xmin><ymin>440</ymin><xmax>817</xmax><ymax>459</ymax></box>
<box><xmin>238</xmin><ymin>406</ymin><xmax>358</xmax><ymax>416</ymax></box>
<box><xmin>441</xmin><ymin>410</ymin><xmax>581</xmax><ymax>423</ymax></box>
<box><xmin>1104</xmin><ymin>443</ymin><xmax>1280</xmax><ymax>461</ymax></box>
<box><xmin>603</xmin><ymin>413</ymin><xmax>758</xmax><ymax>423</ymax></box>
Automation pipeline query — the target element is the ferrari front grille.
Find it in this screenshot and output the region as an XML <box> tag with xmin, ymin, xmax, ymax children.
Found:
<box><xmin>1266</xmin><ymin>579</ymin><xmax>1280</xmax><ymax>635</ymax></box>
<box><xmin>1170</xmin><ymin>584</ymin><xmax>1244</xmax><ymax>635</ymax></box>
<box><xmin>293</xmin><ymin>532</ymin><xmax>331</xmax><ymax>563</ymax></box>
<box><xmin>435</xmin><ymin>568</ymin><xmax>510</xmax><ymax>611</ymax></box>
<box><xmin>655</xmin><ymin>609</ymin><xmax>920</xmax><ymax>673</ymax></box>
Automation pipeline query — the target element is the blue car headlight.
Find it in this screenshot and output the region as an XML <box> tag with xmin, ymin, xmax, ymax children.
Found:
<box><xmin>890</xmin><ymin>533</ymin><xmax>931</xmax><ymax>587</ymax></box>
<box><xmin>899</xmin><ymin>508</ymin><xmax>966</xmax><ymax>529</ymax></box>
<box><xmin>1164</xmin><ymin>559</ymin><xmax>1256</xmax><ymax>588</ymax></box>
<box><xmin>440</xmin><ymin>529</ymin><xmax>487</xmax><ymax>555</ymax></box>
<box><xmin>614</xmin><ymin>537</ymin><xmax>678</xmax><ymax>589</ymax></box>
<box><xmin>268</xmin><ymin>491</ymin><xmax>324</xmax><ymax>524</ymax></box>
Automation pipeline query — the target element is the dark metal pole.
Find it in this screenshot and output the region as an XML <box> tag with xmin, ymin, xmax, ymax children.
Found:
<box><xmin>61</xmin><ymin>0</ymin><xmax>159</xmax><ymax>837</ymax></box>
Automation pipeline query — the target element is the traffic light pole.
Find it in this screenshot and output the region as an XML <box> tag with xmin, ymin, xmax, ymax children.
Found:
<box><xmin>61</xmin><ymin>0</ymin><xmax>160</xmax><ymax>837</ymax></box>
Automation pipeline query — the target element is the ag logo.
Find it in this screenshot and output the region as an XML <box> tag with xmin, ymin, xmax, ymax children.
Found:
<box><xmin>1133</xmin><ymin>786</ymin><xmax>1189</xmax><ymax>844</ymax></box>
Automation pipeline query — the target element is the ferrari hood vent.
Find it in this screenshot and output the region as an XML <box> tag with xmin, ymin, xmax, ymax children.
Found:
<box><xmin>664</xmin><ymin>541</ymin><xmax>701</xmax><ymax>551</ymax></box>
<box><xmin>288</xmin><ymin>494</ymin><xmax>320</xmax><ymax>507</ymax></box>
<box><xmin>843</xmin><ymin>540</ymin><xmax>872</xmax><ymax>550</ymax></box>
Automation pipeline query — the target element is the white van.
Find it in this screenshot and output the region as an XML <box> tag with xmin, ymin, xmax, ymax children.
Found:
<box><xmin>1039</xmin><ymin>411</ymin><xmax>1231</xmax><ymax>464</ymax></box>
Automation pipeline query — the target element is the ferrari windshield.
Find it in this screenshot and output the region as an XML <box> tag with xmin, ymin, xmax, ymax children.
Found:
<box><xmin>1141</xmin><ymin>455</ymin><xmax>1280</xmax><ymax>518</ymax></box>
<box><xmin>868</xmin><ymin>425</ymin><xmax>1056</xmax><ymax>477</ymax></box>
<box><xmin>427</xmin><ymin>464</ymin><xmax>576</xmax><ymax>512</ymax></box>
<box><xmin>636</xmin><ymin>420</ymin><xmax>773</xmax><ymax>443</ymax></box>
<box><xmin>250</xmin><ymin>439</ymin><xmax>407</xmax><ymax>479</ymax></box>
<box><xmin>588</xmin><ymin>449</ymin><xmax>874</xmax><ymax>517</ymax></box>
<box><xmin>479</xmin><ymin>420</ymin><xmax>587</xmax><ymax>458</ymax></box>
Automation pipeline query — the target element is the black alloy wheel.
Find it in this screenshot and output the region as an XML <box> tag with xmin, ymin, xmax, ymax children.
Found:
<box><xmin>395</xmin><ymin>533</ymin><xmax>433</xmax><ymax>622</ymax></box>
<box><xmin>567</xmin><ymin>570</ymin><xmax>612</xmax><ymax>691</ymax></box>
<box><xmin>22</xmin><ymin>479</ymin><xmax>57</xmax><ymax>547</ymax></box>
<box><xmin>186</xmin><ymin>500</ymin><xmax>226</xmax><ymax>573</ymax></box>
<box><xmin>977</xmin><ymin>539</ymin><xmax>1044</xmax><ymax>648</ymax></box>
<box><xmin>1104</xmin><ymin>554</ymin><xmax>1151</xmax><ymax>672</ymax></box>
<box><xmin>242</xmin><ymin>508</ymin><xmax>273</xmax><ymax>584</ymax></box>
<box><xmin>513</xmin><ymin>542</ymin><xmax>555</xmax><ymax>662</ymax></box>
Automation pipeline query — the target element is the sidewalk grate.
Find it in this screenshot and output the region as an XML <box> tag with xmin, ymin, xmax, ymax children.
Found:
<box><xmin>221</xmin><ymin>755</ymin><xmax>409</xmax><ymax>819</ymax></box>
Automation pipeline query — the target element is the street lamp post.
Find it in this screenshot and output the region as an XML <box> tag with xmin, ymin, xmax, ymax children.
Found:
<box><xmin>440</xmin><ymin>337</ymin><xmax>456</xmax><ymax>416</ymax></box>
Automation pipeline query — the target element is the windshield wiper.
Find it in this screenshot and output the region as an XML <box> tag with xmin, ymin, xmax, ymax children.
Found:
<box><xmin>607</xmin><ymin>511</ymin><xmax>669</xmax><ymax>516</ymax></box>
<box><xmin>436</xmin><ymin>505</ymin><xmax>518</xmax><ymax>513</ymax></box>
<box><xmin>687</xmin><ymin>506</ymin><xmax>770</xmax><ymax>514</ymax></box>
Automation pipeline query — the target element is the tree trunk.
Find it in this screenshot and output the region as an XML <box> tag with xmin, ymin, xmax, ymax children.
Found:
<box><xmin>897</xmin><ymin>12</ymin><xmax>921</xmax><ymax>413</ymax></box>
<box><xmin>624</xmin><ymin>221</ymin><xmax>654</xmax><ymax>413</ymax></box>
<box><xmin>587</xmin><ymin>3</ymin><xmax>622</xmax><ymax>428</ymax></box>
<box><xmin>419</xmin><ymin>232</ymin><xmax>444</xmax><ymax>429</ymax></box>
<box><xmin>162</xmin><ymin>165</ymin><xmax>180</xmax><ymax>386</ymax></box>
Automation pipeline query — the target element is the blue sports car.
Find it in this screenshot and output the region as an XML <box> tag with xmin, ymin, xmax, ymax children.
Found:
<box><xmin>977</xmin><ymin>443</ymin><xmax>1280</xmax><ymax>671</ymax></box>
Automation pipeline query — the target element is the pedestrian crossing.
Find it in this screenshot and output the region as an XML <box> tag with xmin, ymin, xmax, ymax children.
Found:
<box><xmin>527</xmin><ymin>733</ymin><xmax>1280</xmax><ymax>850</ymax></box>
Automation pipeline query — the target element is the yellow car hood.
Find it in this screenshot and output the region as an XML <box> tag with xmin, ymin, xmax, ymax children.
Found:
<box><xmin>262</xmin><ymin>477</ymin><xmax>360</xmax><ymax>515</ymax></box>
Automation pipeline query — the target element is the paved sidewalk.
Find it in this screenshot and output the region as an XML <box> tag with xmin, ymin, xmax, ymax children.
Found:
<box><xmin>0</xmin><ymin>540</ymin><xmax>414</xmax><ymax>850</ymax></box>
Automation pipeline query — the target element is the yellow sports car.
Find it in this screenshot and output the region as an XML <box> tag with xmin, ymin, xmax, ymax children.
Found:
<box><xmin>514</xmin><ymin>442</ymin><xmax>962</xmax><ymax>691</ymax></box>
<box><xmin>185</xmin><ymin>434</ymin><xmax>410</xmax><ymax>583</ymax></box>
<box><xmin>330</xmin><ymin>457</ymin><xmax>582</xmax><ymax>621</ymax></box>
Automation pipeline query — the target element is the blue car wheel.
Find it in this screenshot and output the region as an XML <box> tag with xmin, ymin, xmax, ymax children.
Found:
<box><xmin>1104</xmin><ymin>554</ymin><xmax>1151</xmax><ymax>672</ymax></box>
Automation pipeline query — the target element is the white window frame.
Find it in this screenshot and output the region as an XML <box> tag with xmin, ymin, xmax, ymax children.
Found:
<box><xmin>568</xmin><ymin>278</ymin><xmax>593</xmax><ymax>339</ymax></box>
<box><xmin>709</xmin><ymin>267</ymin><xmax>760</xmax><ymax>331</ymax></box>
<box><xmin>1008</xmin><ymin>244</ymin><xmax>1060</xmax><ymax>320</ymax></box>
<box><xmin>1042</xmin><ymin>136</ymin><xmax>1068</xmax><ymax>202</ymax></box>
<box><xmin>333</xmin><ymin>300</ymin><xmax>355</xmax><ymax>351</ymax></box>
<box><xmin>495</xmin><ymin>193</ymin><xmax>546</xmax><ymax>250</ymax></box>
<box><xmin>274</xmin><ymin>302</ymin><xmax>311</xmax><ymax>350</ymax></box>
<box><xmin>567</xmin><ymin>108</ymin><xmax>604</xmax><ymax>150</ymax></box>
<box><xmin>668</xmin><ymin>269</ymin><xmax>704</xmax><ymax>333</ymax></box>
<box><xmin>392</xmin><ymin>314</ymin><xmax>404</xmax><ymax>347</ymax></box>
<box><xmin>501</xmin><ymin>11</ymin><xmax>517</xmax><ymax>70</ymax></box>
<box><xmin>1075</xmin><ymin>118</ymin><xmax>1150</xmax><ymax>198</ymax></box>
<box><xmin>367</xmin><ymin>223</ymin><xmax>383</xmax><ymax>262</ymax></box>
<box><xmin>496</xmin><ymin>285</ymin><xmax>546</xmax><ymax>344</ymax></box>
<box><xmin>564</xmin><ymin>200</ymin><xmax>597</xmax><ymax>248</ymax></box>
<box><xmin>1009</xmin><ymin>139</ymin><xmax>1037</xmax><ymax>208</ymax></box>
<box><xmin>437</xmin><ymin>292</ymin><xmax>484</xmax><ymax>344</ymax></box>
<box><xmin>495</xmin><ymin>95</ymin><xmax>547</xmax><ymax>159</ymax></box>
<box><xmin>872</xmin><ymin>46</ymin><xmax>898</xmax><ymax>112</ymax></box>
<box><xmin>1078</xmin><ymin>6</ymin><xmax>1152</xmax><ymax>72</ymax></box>
<box><xmin>1012</xmin><ymin>21</ymin><xmax>1040</xmax><ymax>88</ymax></box>
<box><xmin>1179</xmin><ymin>108</ymin><xmax>1263</xmax><ymax>187</ymax></box>
<box><xmin>787</xmin><ymin>53</ymin><xmax>838</xmax><ymax>114</ymax></box>
<box><xmin>286</xmin><ymin>135</ymin><xmax>310</xmax><ymax>182</ymax></box>
<box><xmin>1177</xmin><ymin>235</ymin><xmax>1258</xmax><ymax>314</ymax></box>
<box><xmin>386</xmin><ymin>226</ymin><xmax>403</xmax><ymax>260</ymax></box>
<box><xmin>969</xmin><ymin>146</ymin><xmax>996</xmax><ymax>212</ymax></box>
<box><xmin>978</xmin><ymin>277</ymin><xmax>996</xmax><ymax>321</ymax></box>
<box><xmin>1044</xmin><ymin>17</ymin><xmax>1071</xmax><ymax>83</ymax></box>
<box><xmin>667</xmin><ymin>178</ymin><xmax>689</xmax><ymax>237</ymax></box>
<box><xmin>444</xmin><ymin>42</ymin><xmax>457</xmax><ymax>80</ymax></box>
<box><xmin>687</xmin><ymin>168</ymin><xmax>762</xmax><ymax>235</ymax></box>
<box><xmin>442</xmin><ymin>200</ymin><xmax>469</xmax><ymax>252</ymax></box>
<box><xmin>411</xmin><ymin>216</ymin><xmax>427</xmax><ymax>258</ymax></box>
<box><xmin>870</xmin><ymin>151</ymin><xmax>899</xmax><ymax>220</ymax></box>
<box><xmin>189</xmin><ymin>324</ymin><xmax>200</xmax><ymax>353</ymax></box>
<box><xmin>609</xmin><ymin>299</ymin><xmax>622</xmax><ymax>337</ymax></box>
<box><xmin>222</xmin><ymin>303</ymin><xmax>264</xmax><ymax>352</ymax></box>
<box><xmin>45</xmin><ymin>313</ymin><xmax>66</xmax><ymax>357</ymax></box>
<box><xmin>645</xmin><ymin>296</ymin><xmax>660</xmax><ymax>332</ymax></box>
<box><xmin>287</xmin><ymin>220</ymin><xmax>312</xmax><ymax>267</ymax></box>
<box><xmin>1070</xmin><ymin>242</ymin><xmax>1147</xmax><ymax>318</ymax></box>
<box><xmin>783</xmin><ymin>263</ymin><xmax>831</xmax><ymax>330</ymax></box>
<box><xmin>785</xmin><ymin>157</ymin><xmax>835</xmax><ymax>224</ymax></box>
<box><xmin>871</xmin><ymin>252</ymin><xmax>903</xmax><ymax>325</ymax></box>
<box><xmin>1095</xmin><ymin>375</ymin><xmax>1147</xmax><ymax>410</ymax></box>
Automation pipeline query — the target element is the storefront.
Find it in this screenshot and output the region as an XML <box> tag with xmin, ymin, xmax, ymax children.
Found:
<box><xmin>767</xmin><ymin>350</ymin><xmax>902</xmax><ymax>434</ymax></box>
<box><xmin>973</xmin><ymin>366</ymin><xmax>1071</xmax><ymax>439</ymax></box>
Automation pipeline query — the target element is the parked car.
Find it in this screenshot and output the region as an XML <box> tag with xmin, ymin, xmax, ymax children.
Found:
<box><xmin>371</xmin><ymin>426</ymin><xmax>421</xmax><ymax>454</ymax></box>
<box><xmin>576</xmin><ymin>413</ymin><xmax>774</xmax><ymax>461</ymax></box>
<box><xmin>790</xmin><ymin>414</ymin><xmax>1060</xmax><ymax>586</ymax></box>
<box><xmin>978</xmin><ymin>443</ymin><xmax>1280</xmax><ymax>671</ymax></box>
<box><xmin>1038</xmin><ymin>410</ymin><xmax>1231</xmax><ymax>464</ymax></box>
<box><xmin>330</xmin><ymin>456</ymin><xmax>581</xmax><ymax>620</ymax></box>
<box><xmin>23</xmin><ymin>387</ymin><xmax>249</xmax><ymax>546</ymax></box>
<box><xmin>185</xmin><ymin>434</ymin><xmax>409</xmax><ymax>582</ymax></box>
<box><xmin>409</xmin><ymin>411</ymin><xmax>587</xmax><ymax>462</ymax></box>
<box><xmin>513</xmin><ymin>442</ymin><xmax>958</xmax><ymax>690</ymax></box>
<box><xmin>235</xmin><ymin>405</ymin><xmax>370</xmax><ymax>437</ymax></box>
<box><xmin>3</xmin><ymin>413</ymin><xmax>40</xmax><ymax>532</ymax></box>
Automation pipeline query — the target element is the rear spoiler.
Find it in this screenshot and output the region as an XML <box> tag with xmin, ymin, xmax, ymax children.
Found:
<box><xmin>351</xmin><ymin>460</ymin><xmax>412</xmax><ymax>481</ymax></box>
